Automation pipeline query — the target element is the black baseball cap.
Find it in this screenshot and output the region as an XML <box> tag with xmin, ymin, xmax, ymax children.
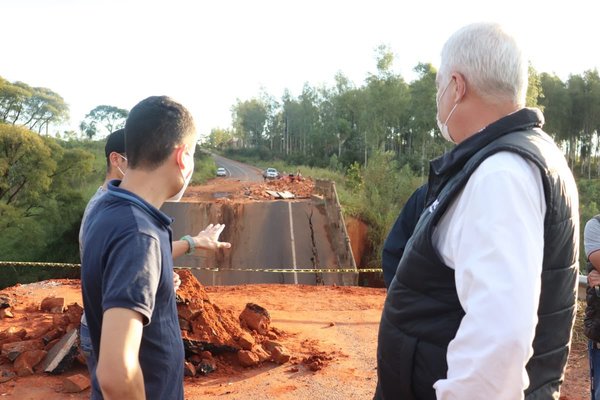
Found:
<box><xmin>104</xmin><ymin>128</ymin><xmax>126</xmax><ymax>158</ymax></box>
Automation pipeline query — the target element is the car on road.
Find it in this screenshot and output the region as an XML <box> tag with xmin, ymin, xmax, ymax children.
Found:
<box><xmin>263</xmin><ymin>168</ymin><xmax>279</xmax><ymax>179</ymax></box>
<box><xmin>216</xmin><ymin>167</ymin><xmax>227</xmax><ymax>177</ymax></box>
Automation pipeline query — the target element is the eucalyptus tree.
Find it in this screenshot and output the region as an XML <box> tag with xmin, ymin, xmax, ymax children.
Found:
<box><xmin>539</xmin><ymin>73</ymin><xmax>572</xmax><ymax>160</ymax></box>
<box><xmin>361</xmin><ymin>45</ymin><xmax>410</xmax><ymax>165</ymax></box>
<box><xmin>405</xmin><ymin>63</ymin><xmax>440</xmax><ymax>174</ymax></box>
<box><xmin>231</xmin><ymin>98</ymin><xmax>268</xmax><ymax>147</ymax></box>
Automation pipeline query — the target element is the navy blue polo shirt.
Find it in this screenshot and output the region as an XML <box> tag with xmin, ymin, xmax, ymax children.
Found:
<box><xmin>81</xmin><ymin>180</ymin><xmax>184</xmax><ymax>400</ymax></box>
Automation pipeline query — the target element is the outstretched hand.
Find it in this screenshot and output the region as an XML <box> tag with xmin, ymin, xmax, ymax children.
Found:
<box><xmin>589</xmin><ymin>269</ymin><xmax>600</xmax><ymax>287</ymax></box>
<box><xmin>192</xmin><ymin>223</ymin><xmax>231</xmax><ymax>250</ymax></box>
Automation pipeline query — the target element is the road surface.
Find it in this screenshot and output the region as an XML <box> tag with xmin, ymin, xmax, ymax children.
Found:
<box><xmin>162</xmin><ymin>200</ymin><xmax>345</xmax><ymax>286</ymax></box>
<box><xmin>211</xmin><ymin>153</ymin><xmax>264</xmax><ymax>182</ymax></box>
<box><xmin>162</xmin><ymin>154</ymin><xmax>354</xmax><ymax>286</ymax></box>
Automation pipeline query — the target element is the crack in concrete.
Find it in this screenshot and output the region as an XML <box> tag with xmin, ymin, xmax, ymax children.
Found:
<box><xmin>307</xmin><ymin>208</ymin><xmax>323</xmax><ymax>285</ymax></box>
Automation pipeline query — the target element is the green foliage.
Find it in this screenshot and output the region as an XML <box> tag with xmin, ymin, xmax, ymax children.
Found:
<box><xmin>345</xmin><ymin>162</ymin><xmax>363</xmax><ymax>192</ymax></box>
<box><xmin>578</xmin><ymin>179</ymin><xmax>600</xmax><ymax>272</ymax></box>
<box><xmin>328</xmin><ymin>154</ymin><xmax>341</xmax><ymax>172</ymax></box>
<box><xmin>232</xmin><ymin>98</ymin><xmax>268</xmax><ymax>147</ymax></box>
<box><xmin>191</xmin><ymin>150</ymin><xmax>218</xmax><ymax>184</ymax></box>
<box><xmin>0</xmin><ymin>124</ymin><xmax>95</xmax><ymax>263</ymax></box>
<box><xmin>208</xmin><ymin>127</ymin><xmax>234</xmax><ymax>148</ymax></box>
<box><xmin>80</xmin><ymin>104</ymin><xmax>129</xmax><ymax>139</ymax></box>
<box><xmin>0</xmin><ymin>77</ymin><xmax>69</xmax><ymax>134</ymax></box>
<box><xmin>357</xmin><ymin>153</ymin><xmax>422</xmax><ymax>266</ymax></box>
<box><xmin>526</xmin><ymin>63</ymin><xmax>542</xmax><ymax>108</ymax></box>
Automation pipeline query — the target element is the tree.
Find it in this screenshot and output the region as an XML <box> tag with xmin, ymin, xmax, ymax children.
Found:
<box><xmin>0</xmin><ymin>78</ymin><xmax>69</xmax><ymax>134</ymax></box>
<box><xmin>407</xmin><ymin>63</ymin><xmax>439</xmax><ymax>169</ymax></box>
<box><xmin>526</xmin><ymin>63</ymin><xmax>542</xmax><ymax>108</ymax></box>
<box><xmin>208</xmin><ymin>127</ymin><xmax>234</xmax><ymax>148</ymax></box>
<box><xmin>231</xmin><ymin>99</ymin><xmax>268</xmax><ymax>147</ymax></box>
<box><xmin>0</xmin><ymin>124</ymin><xmax>94</xmax><ymax>261</ymax></box>
<box><xmin>80</xmin><ymin>105</ymin><xmax>128</xmax><ymax>139</ymax></box>
<box><xmin>539</xmin><ymin>73</ymin><xmax>572</xmax><ymax>155</ymax></box>
<box><xmin>362</xmin><ymin>45</ymin><xmax>410</xmax><ymax>164</ymax></box>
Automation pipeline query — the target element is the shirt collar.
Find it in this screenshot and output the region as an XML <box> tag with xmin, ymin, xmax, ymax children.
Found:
<box><xmin>106</xmin><ymin>180</ymin><xmax>173</xmax><ymax>227</ymax></box>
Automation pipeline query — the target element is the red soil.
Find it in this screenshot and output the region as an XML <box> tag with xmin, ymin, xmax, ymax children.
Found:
<box><xmin>0</xmin><ymin>278</ymin><xmax>589</xmax><ymax>399</ymax></box>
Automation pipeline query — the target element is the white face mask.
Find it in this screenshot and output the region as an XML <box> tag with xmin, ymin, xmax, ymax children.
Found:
<box><xmin>436</xmin><ymin>79</ymin><xmax>459</xmax><ymax>143</ymax></box>
<box><xmin>167</xmin><ymin>147</ymin><xmax>194</xmax><ymax>202</ymax></box>
<box><xmin>117</xmin><ymin>154</ymin><xmax>127</xmax><ymax>178</ymax></box>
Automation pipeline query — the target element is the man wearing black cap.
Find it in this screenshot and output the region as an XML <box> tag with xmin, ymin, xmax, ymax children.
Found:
<box><xmin>78</xmin><ymin>128</ymin><xmax>129</xmax><ymax>382</ymax></box>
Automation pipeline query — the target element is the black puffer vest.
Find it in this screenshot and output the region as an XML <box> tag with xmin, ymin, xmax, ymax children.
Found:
<box><xmin>585</xmin><ymin>216</ymin><xmax>600</xmax><ymax>341</ymax></box>
<box><xmin>375</xmin><ymin>108</ymin><xmax>579</xmax><ymax>400</ymax></box>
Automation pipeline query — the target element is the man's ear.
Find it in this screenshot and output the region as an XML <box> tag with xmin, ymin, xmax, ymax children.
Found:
<box><xmin>452</xmin><ymin>73</ymin><xmax>467</xmax><ymax>103</ymax></box>
<box><xmin>108</xmin><ymin>152</ymin><xmax>121</xmax><ymax>168</ymax></box>
<box><xmin>174</xmin><ymin>146</ymin><xmax>186</xmax><ymax>170</ymax></box>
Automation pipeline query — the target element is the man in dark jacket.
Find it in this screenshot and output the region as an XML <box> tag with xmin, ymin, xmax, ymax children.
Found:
<box><xmin>381</xmin><ymin>184</ymin><xmax>427</xmax><ymax>288</ymax></box>
<box><xmin>375</xmin><ymin>23</ymin><xmax>579</xmax><ymax>399</ymax></box>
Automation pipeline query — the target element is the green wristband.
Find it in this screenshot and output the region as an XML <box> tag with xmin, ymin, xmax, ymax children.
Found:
<box><xmin>181</xmin><ymin>235</ymin><xmax>195</xmax><ymax>255</ymax></box>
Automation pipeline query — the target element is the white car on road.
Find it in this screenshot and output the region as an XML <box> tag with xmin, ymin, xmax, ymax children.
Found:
<box><xmin>263</xmin><ymin>168</ymin><xmax>279</xmax><ymax>179</ymax></box>
<box><xmin>216</xmin><ymin>167</ymin><xmax>227</xmax><ymax>177</ymax></box>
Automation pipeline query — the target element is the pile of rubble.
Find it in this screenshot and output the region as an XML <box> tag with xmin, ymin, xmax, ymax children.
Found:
<box><xmin>220</xmin><ymin>176</ymin><xmax>315</xmax><ymax>202</ymax></box>
<box><xmin>0</xmin><ymin>271</ymin><xmax>299</xmax><ymax>392</ymax></box>
<box><xmin>0</xmin><ymin>292</ymin><xmax>89</xmax><ymax>392</ymax></box>
<box><xmin>176</xmin><ymin>270</ymin><xmax>292</xmax><ymax>377</ymax></box>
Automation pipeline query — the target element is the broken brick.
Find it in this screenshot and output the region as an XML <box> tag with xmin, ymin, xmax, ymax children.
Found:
<box><xmin>238</xmin><ymin>350</ymin><xmax>260</xmax><ymax>367</ymax></box>
<box><xmin>270</xmin><ymin>345</ymin><xmax>291</xmax><ymax>364</ymax></box>
<box><xmin>14</xmin><ymin>349</ymin><xmax>47</xmax><ymax>373</ymax></box>
<box><xmin>0</xmin><ymin>308</ymin><xmax>14</xmax><ymax>319</ymax></box>
<box><xmin>184</xmin><ymin>361</ymin><xmax>196</xmax><ymax>377</ymax></box>
<box><xmin>1</xmin><ymin>339</ymin><xmax>44</xmax><ymax>361</ymax></box>
<box><xmin>43</xmin><ymin>328</ymin><xmax>65</xmax><ymax>344</ymax></box>
<box><xmin>239</xmin><ymin>303</ymin><xmax>270</xmax><ymax>335</ymax></box>
<box><xmin>253</xmin><ymin>345</ymin><xmax>271</xmax><ymax>363</ymax></box>
<box><xmin>63</xmin><ymin>373</ymin><xmax>91</xmax><ymax>393</ymax></box>
<box><xmin>235</xmin><ymin>331</ymin><xmax>255</xmax><ymax>350</ymax></box>
<box><xmin>64</xmin><ymin>303</ymin><xmax>83</xmax><ymax>324</ymax></box>
<box><xmin>0</xmin><ymin>327</ymin><xmax>27</xmax><ymax>344</ymax></box>
<box><xmin>25</xmin><ymin>324</ymin><xmax>53</xmax><ymax>341</ymax></box>
<box><xmin>40</xmin><ymin>297</ymin><xmax>65</xmax><ymax>314</ymax></box>
<box><xmin>52</xmin><ymin>314</ymin><xmax>70</xmax><ymax>327</ymax></box>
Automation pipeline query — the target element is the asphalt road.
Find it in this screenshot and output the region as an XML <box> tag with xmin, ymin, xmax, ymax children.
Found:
<box><xmin>211</xmin><ymin>153</ymin><xmax>264</xmax><ymax>182</ymax></box>
<box><xmin>162</xmin><ymin>200</ymin><xmax>343</xmax><ymax>286</ymax></box>
<box><xmin>161</xmin><ymin>154</ymin><xmax>351</xmax><ymax>286</ymax></box>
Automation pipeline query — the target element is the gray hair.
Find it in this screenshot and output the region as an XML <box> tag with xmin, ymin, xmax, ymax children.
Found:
<box><xmin>438</xmin><ymin>23</ymin><xmax>528</xmax><ymax>107</ymax></box>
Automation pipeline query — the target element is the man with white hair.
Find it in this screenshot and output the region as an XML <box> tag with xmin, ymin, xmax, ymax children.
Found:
<box><xmin>375</xmin><ymin>23</ymin><xmax>579</xmax><ymax>399</ymax></box>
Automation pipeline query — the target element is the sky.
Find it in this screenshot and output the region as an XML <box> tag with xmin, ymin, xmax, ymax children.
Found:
<box><xmin>1</xmin><ymin>0</ymin><xmax>599</xmax><ymax>139</ymax></box>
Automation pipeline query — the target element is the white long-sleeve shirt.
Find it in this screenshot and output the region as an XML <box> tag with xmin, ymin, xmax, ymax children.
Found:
<box><xmin>432</xmin><ymin>151</ymin><xmax>546</xmax><ymax>400</ymax></box>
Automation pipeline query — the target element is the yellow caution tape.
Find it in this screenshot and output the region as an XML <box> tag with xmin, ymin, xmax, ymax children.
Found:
<box><xmin>0</xmin><ymin>261</ymin><xmax>383</xmax><ymax>274</ymax></box>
